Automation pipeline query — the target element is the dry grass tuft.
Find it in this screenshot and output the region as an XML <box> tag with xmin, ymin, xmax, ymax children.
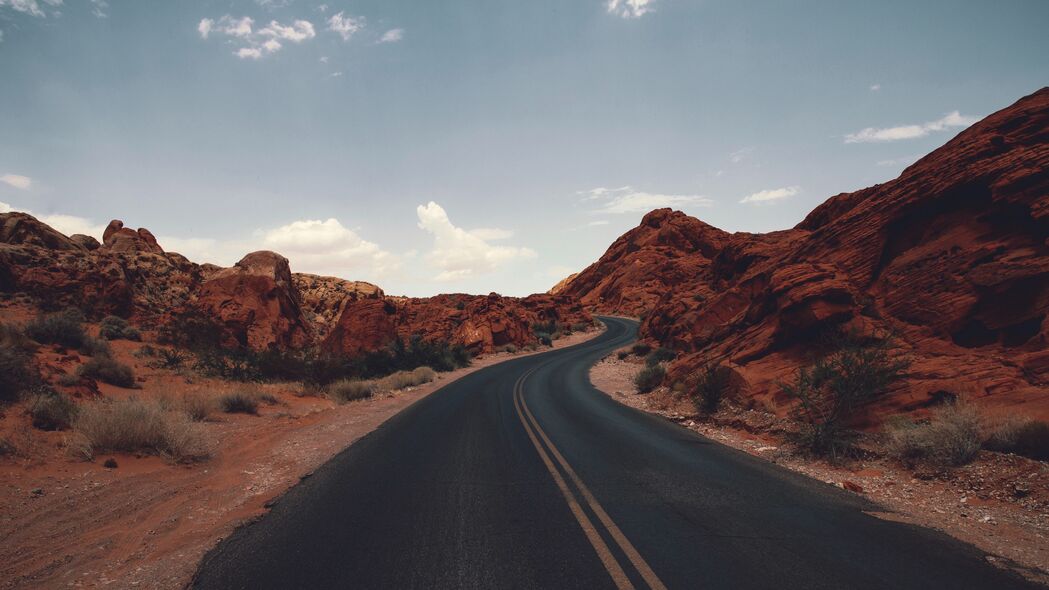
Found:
<box><xmin>72</xmin><ymin>398</ymin><xmax>209</xmax><ymax>463</ymax></box>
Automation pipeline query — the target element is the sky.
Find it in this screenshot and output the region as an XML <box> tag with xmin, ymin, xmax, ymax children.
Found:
<box><xmin>1</xmin><ymin>0</ymin><xmax>1047</xmax><ymax>296</ymax></box>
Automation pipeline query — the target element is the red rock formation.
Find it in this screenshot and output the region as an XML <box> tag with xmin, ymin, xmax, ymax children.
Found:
<box><xmin>567</xmin><ymin>87</ymin><xmax>1049</xmax><ymax>421</ymax></box>
<box><xmin>323</xmin><ymin>292</ymin><xmax>592</xmax><ymax>356</ymax></box>
<box><xmin>194</xmin><ymin>251</ymin><xmax>312</xmax><ymax>351</ymax></box>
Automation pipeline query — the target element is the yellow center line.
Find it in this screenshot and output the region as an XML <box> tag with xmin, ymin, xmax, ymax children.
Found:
<box><xmin>513</xmin><ymin>364</ymin><xmax>669</xmax><ymax>590</ymax></box>
<box><xmin>511</xmin><ymin>369</ymin><xmax>636</xmax><ymax>590</ymax></box>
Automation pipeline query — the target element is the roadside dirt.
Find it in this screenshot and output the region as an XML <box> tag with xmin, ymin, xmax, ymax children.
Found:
<box><xmin>0</xmin><ymin>321</ymin><xmax>603</xmax><ymax>589</ymax></box>
<box><xmin>590</xmin><ymin>352</ymin><xmax>1049</xmax><ymax>586</ymax></box>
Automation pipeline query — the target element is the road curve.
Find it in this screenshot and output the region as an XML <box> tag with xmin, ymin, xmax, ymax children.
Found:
<box><xmin>193</xmin><ymin>317</ymin><xmax>1037</xmax><ymax>590</ymax></box>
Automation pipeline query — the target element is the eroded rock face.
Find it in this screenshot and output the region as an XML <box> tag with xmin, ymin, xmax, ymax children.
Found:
<box><xmin>567</xmin><ymin>87</ymin><xmax>1049</xmax><ymax>420</ymax></box>
<box><xmin>195</xmin><ymin>251</ymin><xmax>312</xmax><ymax>351</ymax></box>
<box><xmin>323</xmin><ymin>292</ymin><xmax>592</xmax><ymax>356</ymax></box>
<box><xmin>102</xmin><ymin>220</ymin><xmax>165</xmax><ymax>255</ymax></box>
<box><xmin>293</xmin><ymin>273</ymin><xmax>384</xmax><ymax>341</ymax></box>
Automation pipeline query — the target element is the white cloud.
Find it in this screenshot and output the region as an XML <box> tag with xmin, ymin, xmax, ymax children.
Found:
<box><xmin>546</xmin><ymin>265</ymin><xmax>576</xmax><ymax>279</ymax></box>
<box><xmin>199</xmin><ymin>15</ymin><xmax>315</xmax><ymax>59</ymax></box>
<box><xmin>468</xmin><ymin>228</ymin><xmax>514</xmax><ymax>241</ymax></box>
<box><xmin>379</xmin><ymin>28</ymin><xmax>403</xmax><ymax>43</ymax></box>
<box><xmin>729</xmin><ymin>146</ymin><xmax>753</xmax><ymax>164</ymax></box>
<box><xmin>0</xmin><ymin>201</ymin><xmax>106</xmax><ymax>239</ymax></box>
<box><xmin>89</xmin><ymin>0</ymin><xmax>106</xmax><ymax>18</ymax></box>
<box><xmin>260</xmin><ymin>218</ymin><xmax>398</xmax><ymax>276</ymax></box>
<box><xmin>586</xmin><ymin>220</ymin><xmax>610</xmax><ymax>227</ymax></box>
<box><xmin>0</xmin><ymin>201</ymin><xmax>13</xmax><ymax>213</ymax></box>
<box><xmin>0</xmin><ymin>174</ymin><xmax>32</xmax><ymax>190</ymax></box>
<box><xmin>0</xmin><ymin>30</ymin><xmax>4</xmax><ymax>43</ymax></box>
<box><xmin>876</xmin><ymin>155</ymin><xmax>921</xmax><ymax>167</ymax></box>
<box><xmin>845</xmin><ymin>110</ymin><xmax>978</xmax><ymax>143</ymax></box>
<box><xmin>416</xmin><ymin>202</ymin><xmax>536</xmax><ymax>282</ymax></box>
<box><xmin>606</xmin><ymin>0</ymin><xmax>653</xmax><ymax>18</ymax></box>
<box><xmin>328</xmin><ymin>11</ymin><xmax>363</xmax><ymax>40</ymax></box>
<box><xmin>739</xmin><ymin>186</ymin><xmax>799</xmax><ymax>204</ymax></box>
<box><xmin>0</xmin><ymin>0</ymin><xmax>62</xmax><ymax>18</ymax></box>
<box><xmin>584</xmin><ymin>186</ymin><xmax>713</xmax><ymax>214</ymax></box>
<box><xmin>317</xmin><ymin>4</ymin><xmax>328</xmax><ymax>12</ymax></box>
<box><xmin>319</xmin><ymin>55</ymin><xmax>328</xmax><ymax>63</ymax></box>
<box><xmin>869</xmin><ymin>83</ymin><xmax>881</xmax><ymax>91</ymax></box>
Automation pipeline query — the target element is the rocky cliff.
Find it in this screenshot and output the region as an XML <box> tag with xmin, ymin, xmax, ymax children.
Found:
<box><xmin>561</xmin><ymin>87</ymin><xmax>1049</xmax><ymax>420</ymax></box>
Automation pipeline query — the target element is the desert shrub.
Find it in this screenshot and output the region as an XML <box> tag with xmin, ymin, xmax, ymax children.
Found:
<box><xmin>328</xmin><ymin>379</ymin><xmax>375</xmax><ymax>403</ymax></box>
<box><xmin>57</xmin><ymin>372</ymin><xmax>80</xmax><ymax>387</ymax></box>
<box><xmin>26</xmin><ymin>389</ymin><xmax>79</xmax><ymax>431</ymax></box>
<box><xmin>535</xmin><ymin>332</ymin><xmax>553</xmax><ymax>347</ymax></box>
<box><xmin>533</xmin><ymin>319</ymin><xmax>558</xmax><ymax>336</ymax></box>
<box><xmin>693</xmin><ymin>364</ymin><xmax>728</xmax><ymax>414</ymax></box>
<box><xmin>0</xmin><ymin>328</ymin><xmax>32</xmax><ymax>403</ymax></box>
<box><xmin>379</xmin><ymin>366</ymin><xmax>437</xmax><ymax>391</ymax></box>
<box><xmin>79</xmin><ymin>356</ymin><xmax>136</xmax><ymax>388</ymax></box>
<box><xmin>885</xmin><ymin>403</ymin><xmax>982</xmax><ymax>467</ymax></box>
<box><xmin>497</xmin><ymin>344</ymin><xmax>518</xmax><ymax>354</ymax></box>
<box><xmin>634</xmin><ymin>365</ymin><xmax>666</xmax><ymax>393</ymax></box>
<box><xmin>616</xmin><ymin>351</ymin><xmax>629</xmax><ymax>360</ymax></box>
<box><xmin>781</xmin><ymin>332</ymin><xmax>908</xmax><ymax>457</ymax></box>
<box><xmin>149</xmin><ymin>348</ymin><xmax>188</xmax><ymax>370</ymax></box>
<box><xmin>0</xmin><ymin>438</ymin><xmax>15</xmax><ymax>457</ymax></box>
<box><xmin>258</xmin><ymin>392</ymin><xmax>280</xmax><ymax>405</ymax></box>
<box><xmin>571</xmin><ymin>322</ymin><xmax>589</xmax><ymax>333</ymax></box>
<box><xmin>631</xmin><ymin>343</ymin><xmax>652</xmax><ymax>357</ymax></box>
<box><xmin>72</xmin><ymin>398</ymin><xmax>209</xmax><ymax>463</ymax></box>
<box><xmin>98</xmin><ymin>316</ymin><xmax>141</xmax><ymax>341</ymax></box>
<box><xmin>645</xmin><ymin>347</ymin><xmax>676</xmax><ymax>367</ymax></box>
<box><xmin>219</xmin><ymin>391</ymin><xmax>260</xmax><ymax>414</ymax></box>
<box><xmin>79</xmin><ymin>336</ymin><xmax>112</xmax><ymax>358</ymax></box>
<box><xmin>25</xmin><ymin>309</ymin><xmax>87</xmax><ymax>349</ymax></box>
<box><xmin>181</xmin><ymin>392</ymin><xmax>215</xmax><ymax>422</ymax></box>
<box><xmin>985</xmin><ymin>419</ymin><xmax>1049</xmax><ymax>461</ymax></box>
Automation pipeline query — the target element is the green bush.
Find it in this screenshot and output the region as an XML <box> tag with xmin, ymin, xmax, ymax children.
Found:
<box><xmin>98</xmin><ymin>316</ymin><xmax>141</xmax><ymax>341</ymax></box>
<box><xmin>328</xmin><ymin>379</ymin><xmax>375</xmax><ymax>403</ymax></box>
<box><xmin>885</xmin><ymin>403</ymin><xmax>981</xmax><ymax>467</ymax></box>
<box><xmin>26</xmin><ymin>309</ymin><xmax>87</xmax><ymax>349</ymax></box>
<box><xmin>631</xmin><ymin>343</ymin><xmax>652</xmax><ymax>357</ymax></box>
<box><xmin>645</xmin><ymin>347</ymin><xmax>676</xmax><ymax>367</ymax></box>
<box><xmin>634</xmin><ymin>365</ymin><xmax>666</xmax><ymax>393</ymax></box>
<box><xmin>693</xmin><ymin>364</ymin><xmax>728</xmax><ymax>414</ymax></box>
<box><xmin>79</xmin><ymin>356</ymin><xmax>137</xmax><ymax>388</ymax></box>
<box><xmin>79</xmin><ymin>336</ymin><xmax>112</xmax><ymax>358</ymax></box>
<box><xmin>781</xmin><ymin>332</ymin><xmax>908</xmax><ymax>457</ymax></box>
<box><xmin>27</xmin><ymin>390</ymin><xmax>79</xmax><ymax>431</ymax></box>
<box><xmin>219</xmin><ymin>391</ymin><xmax>260</xmax><ymax>414</ymax></box>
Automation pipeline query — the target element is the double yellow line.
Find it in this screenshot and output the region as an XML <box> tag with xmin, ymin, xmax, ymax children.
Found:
<box><xmin>512</xmin><ymin>366</ymin><xmax>668</xmax><ymax>590</ymax></box>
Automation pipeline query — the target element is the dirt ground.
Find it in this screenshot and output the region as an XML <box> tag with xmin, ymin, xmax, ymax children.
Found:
<box><xmin>0</xmin><ymin>315</ymin><xmax>603</xmax><ymax>589</ymax></box>
<box><xmin>590</xmin><ymin>352</ymin><xmax>1049</xmax><ymax>587</ymax></box>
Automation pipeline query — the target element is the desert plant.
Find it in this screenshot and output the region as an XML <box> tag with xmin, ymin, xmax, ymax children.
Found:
<box><xmin>79</xmin><ymin>336</ymin><xmax>112</xmax><ymax>358</ymax></box>
<box><xmin>645</xmin><ymin>347</ymin><xmax>676</xmax><ymax>367</ymax></box>
<box><xmin>885</xmin><ymin>403</ymin><xmax>982</xmax><ymax>467</ymax></box>
<box><xmin>98</xmin><ymin>316</ymin><xmax>141</xmax><ymax>341</ymax></box>
<box><xmin>0</xmin><ymin>331</ymin><xmax>32</xmax><ymax>403</ymax></box>
<box><xmin>25</xmin><ymin>309</ymin><xmax>87</xmax><ymax>349</ymax></box>
<box><xmin>219</xmin><ymin>391</ymin><xmax>260</xmax><ymax>414</ymax></box>
<box><xmin>181</xmin><ymin>393</ymin><xmax>216</xmax><ymax>422</ymax></box>
<box><xmin>328</xmin><ymin>379</ymin><xmax>375</xmax><ymax>403</ymax></box>
<box><xmin>72</xmin><ymin>398</ymin><xmax>209</xmax><ymax>463</ymax></box>
<box><xmin>79</xmin><ymin>356</ymin><xmax>136</xmax><ymax>388</ymax></box>
<box><xmin>571</xmin><ymin>322</ymin><xmax>590</xmax><ymax>333</ymax></box>
<box><xmin>150</xmin><ymin>348</ymin><xmax>188</xmax><ymax>370</ymax></box>
<box><xmin>616</xmin><ymin>351</ymin><xmax>629</xmax><ymax>360</ymax></box>
<box><xmin>693</xmin><ymin>364</ymin><xmax>728</xmax><ymax>414</ymax></box>
<box><xmin>631</xmin><ymin>343</ymin><xmax>652</xmax><ymax>357</ymax></box>
<box><xmin>26</xmin><ymin>389</ymin><xmax>79</xmax><ymax>431</ymax></box>
<box><xmin>985</xmin><ymin>419</ymin><xmax>1049</xmax><ymax>461</ymax></box>
<box><xmin>535</xmin><ymin>332</ymin><xmax>553</xmax><ymax>347</ymax></box>
<box><xmin>781</xmin><ymin>332</ymin><xmax>908</xmax><ymax>457</ymax></box>
<box><xmin>634</xmin><ymin>365</ymin><xmax>666</xmax><ymax>393</ymax></box>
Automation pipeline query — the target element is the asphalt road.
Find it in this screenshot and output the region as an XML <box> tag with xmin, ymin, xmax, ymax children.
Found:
<box><xmin>193</xmin><ymin>317</ymin><xmax>1037</xmax><ymax>590</ymax></box>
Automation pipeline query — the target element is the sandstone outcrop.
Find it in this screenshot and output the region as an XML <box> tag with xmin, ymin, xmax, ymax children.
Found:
<box><xmin>564</xmin><ymin>87</ymin><xmax>1049</xmax><ymax>420</ymax></box>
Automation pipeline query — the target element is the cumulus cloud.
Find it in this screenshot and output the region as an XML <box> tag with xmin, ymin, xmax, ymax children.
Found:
<box><xmin>328</xmin><ymin>11</ymin><xmax>363</xmax><ymax>40</ymax></box>
<box><xmin>378</xmin><ymin>28</ymin><xmax>403</xmax><ymax>43</ymax></box>
<box><xmin>869</xmin><ymin>83</ymin><xmax>881</xmax><ymax>91</ymax></box>
<box><xmin>845</xmin><ymin>111</ymin><xmax>978</xmax><ymax>143</ymax></box>
<box><xmin>0</xmin><ymin>201</ymin><xmax>106</xmax><ymax>238</ymax></box>
<box><xmin>606</xmin><ymin>0</ymin><xmax>653</xmax><ymax>18</ymax></box>
<box><xmin>260</xmin><ymin>218</ymin><xmax>398</xmax><ymax>275</ymax></box>
<box><xmin>199</xmin><ymin>15</ymin><xmax>315</xmax><ymax>59</ymax></box>
<box><xmin>89</xmin><ymin>0</ymin><xmax>106</xmax><ymax>18</ymax></box>
<box><xmin>416</xmin><ymin>202</ymin><xmax>536</xmax><ymax>282</ymax></box>
<box><xmin>0</xmin><ymin>0</ymin><xmax>62</xmax><ymax>18</ymax></box>
<box><xmin>739</xmin><ymin>186</ymin><xmax>799</xmax><ymax>204</ymax></box>
<box><xmin>1</xmin><ymin>174</ymin><xmax>32</xmax><ymax>190</ymax></box>
<box><xmin>584</xmin><ymin>186</ymin><xmax>713</xmax><ymax>214</ymax></box>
